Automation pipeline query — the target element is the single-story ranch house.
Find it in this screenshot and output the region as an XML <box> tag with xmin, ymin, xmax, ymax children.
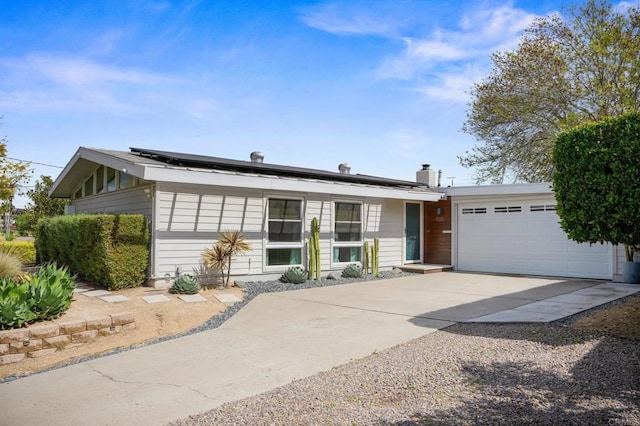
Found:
<box><xmin>49</xmin><ymin>147</ymin><xmax>628</xmax><ymax>286</ymax></box>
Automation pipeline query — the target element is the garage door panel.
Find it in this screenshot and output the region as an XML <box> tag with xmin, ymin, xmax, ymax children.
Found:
<box><xmin>457</xmin><ymin>201</ymin><xmax>611</xmax><ymax>279</ymax></box>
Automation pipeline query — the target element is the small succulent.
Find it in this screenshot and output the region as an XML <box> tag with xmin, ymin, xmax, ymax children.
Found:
<box><xmin>341</xmin><ymin>263</ymin><xmax>363</xmax><ymax>279</ymax></box>
<box><xmin>170</xmin><ymin>274</ymin><xmax>201</xmax><ymax>294</ymax></box>
<box><xmin>280</xmin><ymin>266</ymin><xmax>307</xmax><ymax>284</ymax></box>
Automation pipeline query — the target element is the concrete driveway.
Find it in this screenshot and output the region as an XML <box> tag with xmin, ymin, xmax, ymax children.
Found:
<box><xmin>0</xmin><ymin>273</ymin><xmax>617</xmax><ymax>425</ymax></box>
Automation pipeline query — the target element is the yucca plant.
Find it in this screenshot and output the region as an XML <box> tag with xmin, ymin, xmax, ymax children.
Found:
<box><xmin>341</xmin><ymin>263</ymin><xmax>363</xmax><ymax>279</ymax></box>
<box><xmin>217</xmin><ymin>230</ymin><xmax>252</xmax><ymax>287</ymax></box>
<box><xmin>0</xmin><ymin>252</ymin><xmax>22</xmax><ymax>280</ymax></box>
<box><xmin>169</xmin><ymin>274</ymin><xmax>201</xmax><ymax>294</ymax></box>
<box><xmin>280</xmin><ymin>266</ymin><xmax>307</xmax><ymax>284</ymax></box>
<box><xmin>201</xmin><ymin>243</ymin><xmax>229</xmax><ymax>286</ymax></box>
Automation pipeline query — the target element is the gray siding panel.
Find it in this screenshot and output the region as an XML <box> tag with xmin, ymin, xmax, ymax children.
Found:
<box><xmin>72</xmin><ymin>186</ymin><xmax>152</xmax><ymax>217</ymax></box>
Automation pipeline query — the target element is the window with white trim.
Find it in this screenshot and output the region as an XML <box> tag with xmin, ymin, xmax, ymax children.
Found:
<box><xmin>266</xmin><ymin>198</ymin><xmax>303</xmax><ymax>267</ymax></box>
<box><xmin>333</xmin><ymin>201</ymin><xmax>362</xmax><ymax>263</ymax></box>
<box><xmin>73</xmin><ymin>166</ymin><xmax>149</xmax><ymax>200</ymax></box>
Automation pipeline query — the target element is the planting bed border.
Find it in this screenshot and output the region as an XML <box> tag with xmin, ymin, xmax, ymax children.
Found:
<box><xmin>0</xmin><ymin>312</ymin><xmax>135</xmax><ymax>365</ymax></box>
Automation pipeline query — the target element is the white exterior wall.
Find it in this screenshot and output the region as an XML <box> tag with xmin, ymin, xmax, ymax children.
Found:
<box><xmin>152</xmin><ymin>183</ymin><xmax>407</xmax><ymax>283</ymax></box>
<box><xmin>365</xmin><ymin>198</ymin><xmax>404</xmax><ymax>269</ymax></box>
<box><xmin>154</xmin><ymin>183</ymin><xmax>264</xmax><ymax>282</ymax></box>
<box><xmin>72</xmin><ymin>186</ymin><xmax>153</xmax><ymax>217</ymax></box>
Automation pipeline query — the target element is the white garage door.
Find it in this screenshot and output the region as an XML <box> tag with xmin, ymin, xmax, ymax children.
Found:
<box><xmin>456</xmin><ymin>200</ymin><xmax>612</xmax><ymax>279</ymax></box>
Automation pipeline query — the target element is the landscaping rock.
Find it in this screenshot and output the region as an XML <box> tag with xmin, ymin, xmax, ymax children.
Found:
<box><xmin>0</xmin><ymin>329</ymin><xmax>29</xmax><ymax>344</ymax></box>
<box><xmin>28</xmin><ymin>324</ymin><xmax>60</xmax><ymax>339</ymax></box>
<box><xmin>58</xmin><ymin>320</ymin><xmax>87</xmax><ymax>334</ymax></box>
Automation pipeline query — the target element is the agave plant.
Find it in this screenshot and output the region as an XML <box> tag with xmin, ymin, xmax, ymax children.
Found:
<box><xmin>0</xmin><ymin>279</ymin><xmax>36</xmax><ymax>329</ymax></box>
<box><xmin>217</xmin><ymin>230</ymin><xmax>252</xmax><ymax>287</ymax></box>
<box><xmin>28</xmin><ymin>262</ymin><xmax>75</xmax><ymax>321</ymax></box>
<box><xmin>280</xmin><ymin>266</ymin><xmax>307</xmax><ymax>284</ymax></box>
<box><xmin>201</xmin><ymin>243</ymin><xmax>229</xmax><ymax>286</ymax></box>
<box><xmin>169</xmin><ymin>274</ymin><xmax>201</xmax><ymax>294</ymax></box>
<box><xmin>341</xmin><ymin>263</ymin><xmax>363</xmax><ymax>279</ymax></box>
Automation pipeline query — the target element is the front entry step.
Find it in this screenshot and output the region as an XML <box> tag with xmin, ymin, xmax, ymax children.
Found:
<box><xmin>397</xmin><ymin>264</ymin><xmax>453</xmax><ymax>274</ymax></box>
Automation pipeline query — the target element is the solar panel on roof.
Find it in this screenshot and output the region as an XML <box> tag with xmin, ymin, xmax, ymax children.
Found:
<box><xmin>129</xmin><ymin>147</ymin><xmax>427</xmax><ymax>188</ymax></box>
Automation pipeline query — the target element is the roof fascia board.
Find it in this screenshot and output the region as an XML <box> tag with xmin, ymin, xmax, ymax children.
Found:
<box><xmin>50</xmin><ymin>147</ymin><xmax>147</xmax><ymax>197</ymax></box>
<box><xmin>442</xmin><ymin>182</ymin><xmax>553</xmax><ymax>197</ymax></box>
<box><xmin>143</xmin><ymin>166</ymin><xmax>442</xmax><ymax>202</ymax></box>
<box><xmin>49</xmin><ymin>148</ymin><xmax>83</xmax><ymax>197</ymax></box>
<box><xmin>79</xmin><ymin>148</ymin><xmax>146</xmax><ymax>178</ymax></box>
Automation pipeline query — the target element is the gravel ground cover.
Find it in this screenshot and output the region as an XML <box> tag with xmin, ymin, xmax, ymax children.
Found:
<box><xmin>172</xmin><ymin>321</ymin><xmax>640</xmax><ymax>425</ymax></box>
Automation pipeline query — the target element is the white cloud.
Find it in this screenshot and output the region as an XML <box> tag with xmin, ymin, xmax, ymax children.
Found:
<box><xmin>0</xmin><ymin>54</ymin><xmax>177</xmax><ymax>113</ymax></box>
<box><xmin>375</xmin><ymin>2</ymin><xmax>540</xmax><ymax>101</ymax></box>
<box><xmin>298</xmin><ymin>2</ymin><xmax>405</xmax><ymax>36</ymax></box>
<box><xmin>415</xmin><ymin>66</ymin><xmax>484</xmax><ymax>103</ymax></box>
<box><xmin>12</xmin><ymin>55</ymin><xmax>166</xmax><ymax>86</ymax></box>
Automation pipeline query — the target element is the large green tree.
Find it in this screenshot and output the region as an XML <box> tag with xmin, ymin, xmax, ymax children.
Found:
<box><xmin>462</xmin><ymin>0</ymin><xmax>640</xmax><ymax>183</ymax></box>
<box><xmin>16</xmin><ymin>175</ymin><xmax>67</xmax><ymax>235</ymax></box>
<box><xmin>552</xmin><ymin>112</ymin><xmax>640</xmax><ymax>261</ymax></box>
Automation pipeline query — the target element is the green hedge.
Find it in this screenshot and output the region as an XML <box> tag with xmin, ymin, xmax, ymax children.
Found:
<box><xmin>0</xmin><ymin>241</ymin><xmax>36</xmax><ymax>263</ymax></box>
<box><xmin>36</xmin><ymin>214</ymin><xmax>149</xmax><ymax>290</ymax></box>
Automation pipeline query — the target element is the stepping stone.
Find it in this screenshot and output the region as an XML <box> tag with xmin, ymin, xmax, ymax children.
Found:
<box><xmin>178</xmin><ymin>294</ymin><xmax>207</xmax><ymax>303</ymax></box>
<box><xmin>73</xmin><ymin>287</ymin><xmax>91</xmax><ymax>294</ymax></box>
<box><xmin>214</xmin><ymin>293</ymin><xmax>242</xmax><ymax>304</ymax></box>
<box><xmin>83</xmin><ymin>290</ymin><xmax>111</xmax><ymax>297</ymax></box>
<box><xmin>100</xmin><ymin>295</ymin><xmax>130</xmax><ymax>303</ymax></box>
<box><xmin>142</xmin><ymin>294</ymin><xmax>171</xmax><ymax>304</ymax></box>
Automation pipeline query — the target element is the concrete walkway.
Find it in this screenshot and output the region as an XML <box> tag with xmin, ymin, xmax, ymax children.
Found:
<box><xmin>1</xmin><ymin>273</ymin><xmax>637</xmax><ymax>425</ymax></box>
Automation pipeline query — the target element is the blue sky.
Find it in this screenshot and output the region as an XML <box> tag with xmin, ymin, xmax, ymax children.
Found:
<box><xmin>0</xmin><ymin>0</ymin><xmax>603</xmax><ymax>207</ymax></box>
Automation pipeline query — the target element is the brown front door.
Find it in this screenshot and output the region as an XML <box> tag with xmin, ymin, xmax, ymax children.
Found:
<box><xmin>424</xmin><ymin>197</ymin><xmax>452</xmax><ymax>264</ymax></box>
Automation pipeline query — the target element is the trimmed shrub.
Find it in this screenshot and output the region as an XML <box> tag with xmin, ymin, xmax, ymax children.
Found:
<box><xmin>36</xmin><ymin>214</ymin><xmax>149</xmax><ymax>290</ymax></box>
<box><xmin>169</xmin><ymin>274</ymin><xmax>201</xmax><ymax>294</ymax></box>
<box><xmin>0</xmin><ymin>241</ymin><xmax>36</xmax><ymax>263</ymax></box>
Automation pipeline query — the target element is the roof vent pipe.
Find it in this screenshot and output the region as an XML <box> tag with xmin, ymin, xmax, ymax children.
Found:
<box><xmin>250</xmin><ymin>151</ymin><xmax>264</xmax><ymax>163</ymax></box>
<box><xmin>338</xmin><ymin>163</ymin><xmax>351</xmax><ymax>174</ymax></box>
<box><xmin>437</xmin><ymin>169</ymin><xmax>442</xmax><ymax>187</ymax></box>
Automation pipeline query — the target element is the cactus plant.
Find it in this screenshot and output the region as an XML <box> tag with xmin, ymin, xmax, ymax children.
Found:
<box><xmin>308</xmin><ymin>217</ymin><xmax>321</xmax><ymax>280</ymax></box>
<box><xmin>341</xmin><ymin>263</ymin><xmax>362</xmax><ymax>278</ymax></box>
<box><xmin>363</xmin><ymin>241</ymin><xmax>370</xmax><ymax>275</ymax></box>
<box><xmin>371</xmin><ymin>237</ymin><xmax>379</xmax><ymax>276</ymax></box>
<box><xmin>280</xmin><ymin>266</ymin><xmax>307</xmax><ymax>284</ymax></box>
<box><xmin>170</xmin><ymin>274</ymin><xmax>201</xmax><ymax>294</ymax></box>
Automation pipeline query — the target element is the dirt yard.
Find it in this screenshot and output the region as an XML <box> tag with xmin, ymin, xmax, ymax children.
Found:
<box><xmin>570</xmin><ymin>293</ymin><xmax>640</xmax><ymax>340</ymax></box>
<box><xmin>0</xmin><ymin>282</ymin><xmax>243</xmax><ymax>380</ymax></box>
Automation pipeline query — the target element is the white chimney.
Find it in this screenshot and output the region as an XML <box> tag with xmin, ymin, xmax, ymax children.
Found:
<box><xmin>416</xmin><ymin>163</ymin><xmax>436</xmax><ymax>187</ymax></box>
<box><xmin>250</xmin><ymin>151</ymin><xmax>264</xmax><ymax>163</ymax></box>
<box><xmin>338</xmin><ymin>163</ymin><xmax>351</xmax><ymax>174</ymax></box>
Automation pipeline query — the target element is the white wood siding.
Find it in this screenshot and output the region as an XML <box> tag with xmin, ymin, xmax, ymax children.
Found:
<box><xmin>72</xmin><ymin>186</ymin><xmax>152</xmax><ymax>217</ymax></box>
<box><xmin>365</xmin><ymin>198</ymin><xmax>403</xmax><ymax>269</ymax></box>
<box><xmin>155</xmin><ymin>183</ymin><xmax>264</xmax><ymax>279</ymax></box>
<box><xmin>153</xmin><ymin>184</ymin><xmax>407</xmax><ymax>280</ymax></box>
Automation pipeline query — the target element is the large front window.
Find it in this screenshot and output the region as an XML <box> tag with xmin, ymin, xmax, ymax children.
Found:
<box><xmin>333</xmin><ymin>202</ymin><xmax>362</xmax><ymax>263</ymax></box>
<box><xmin>266</xmin><ymin>198</ymin><xmax>303</xmax><ymax>266</ymax></box>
